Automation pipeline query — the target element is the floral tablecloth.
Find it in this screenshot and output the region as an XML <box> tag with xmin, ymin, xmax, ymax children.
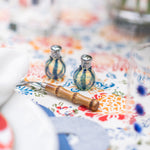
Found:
<box><xmin>1</xmin><ymin>0</ymin><xmax>150</xmax><ymax>150</ymax></box>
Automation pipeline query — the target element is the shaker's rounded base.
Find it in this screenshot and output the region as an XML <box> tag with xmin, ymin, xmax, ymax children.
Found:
<box><xmin>73</xmin><ymin>66</ymin><xmax>95</xmax><ymax>91</ymax></box>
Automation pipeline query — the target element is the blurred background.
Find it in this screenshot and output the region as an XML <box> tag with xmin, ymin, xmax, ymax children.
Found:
<box><xmin>0</xmin><ymin>0</ymin><xmax>150</xmax><ymax>37</ymax></box>
<box><xmin>0</xmin><ymin>0</ymin><xmax>150</xmax><ymax>46</ymax></box>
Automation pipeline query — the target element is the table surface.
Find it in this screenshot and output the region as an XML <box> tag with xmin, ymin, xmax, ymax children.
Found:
<box><xmin>1</xmin><ymin>1</ymin><xmax>150</xmax><ymax>150</ymax></box>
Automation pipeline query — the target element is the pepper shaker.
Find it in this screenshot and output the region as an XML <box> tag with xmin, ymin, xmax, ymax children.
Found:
<box><xmin>73</xmin><ymin>54</ymin><xmax>95</xmax><ymax>90</ymax></box>
<box><xmin>45</xmin><ymin>45</ymin><xmax>66</xmax><ymax>80</ymax></box>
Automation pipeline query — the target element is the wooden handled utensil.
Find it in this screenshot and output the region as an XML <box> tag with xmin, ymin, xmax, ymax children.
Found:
<box><xmin>17</xmin><ymin>81</ymin><xmax>99</xmax><ymax>111</ymax></box>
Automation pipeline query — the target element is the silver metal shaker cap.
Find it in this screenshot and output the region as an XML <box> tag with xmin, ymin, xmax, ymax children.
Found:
<box><xmin>81</xmin><ymin>54</ymin><xmax>92</xmax><ymax>68</ymax></box>
<box><xmin>51</xmin><ymin>45</ymin><xmax>62</xmax><ymax>58</ymax></box>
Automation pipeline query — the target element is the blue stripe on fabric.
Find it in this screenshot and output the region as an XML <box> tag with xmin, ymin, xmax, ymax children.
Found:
<box><xmin>38</xmin><ymin>104</ymin><xmax>72</xmax><ymax>150</ymax></box>
<box><xmin>39</xmin><ymin>104</ymin><xmax>55</xmax><ymax>117</ymax></box>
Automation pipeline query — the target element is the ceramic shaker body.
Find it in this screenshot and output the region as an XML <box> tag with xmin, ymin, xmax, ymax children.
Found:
<box><xmin>45</xmin><ymin>45</ymin><xmax>66</xmax><ymax>80</ymax></box>
<box><xmin>73</xmin><ymin>54</ymin><xmax>95</xmax><ymax>91</ymax></box>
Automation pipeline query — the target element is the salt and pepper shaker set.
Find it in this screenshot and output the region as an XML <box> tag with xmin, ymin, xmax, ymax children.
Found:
<box><xmin>18</xmin><ymin>46</ymin><xmax>99</xmax><ymax>111</ymax></box>
<box><xmin>45</xmin><ymin>45</ymin><xmax>95</xmax><ymax>91</ymax></box>
<box><xmin>18</xmin><ymin>45</ymin><xmax>99</xmax><ymax>111</ymax></box>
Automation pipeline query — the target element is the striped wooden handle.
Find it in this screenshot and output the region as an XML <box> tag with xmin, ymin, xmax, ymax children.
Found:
<box><xmin>45</xmin><ymin>83</ymin><xmax>99</xmax><ymax>111</ymax></box>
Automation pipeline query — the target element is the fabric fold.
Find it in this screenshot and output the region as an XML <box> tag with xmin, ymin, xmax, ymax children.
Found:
<box><xmin>0</xmin><ymin>48</ymin><xmax>29</xmax><ymax>106</ymax></box>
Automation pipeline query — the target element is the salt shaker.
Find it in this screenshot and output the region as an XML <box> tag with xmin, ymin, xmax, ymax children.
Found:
<box><xmin>73</xmin><ymin>54</ymin><xmax>95</xmax><ymax>90</ymax></box>
<box><xmin>45</xmin><ymin>45</ymin><xmax>66</xmax><ymax>79</ymax></box>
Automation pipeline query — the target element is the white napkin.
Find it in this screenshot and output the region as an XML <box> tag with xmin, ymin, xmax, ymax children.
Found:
<box><xmin>0</xmin><ymin>48</ymin><xmax>58</xmax><ymax>150</ymax></box>
<box><xmin>0</xmin><ymin>47</ymin><xmax>29</xmax><ymax>106</ymax></box>
<box><xmin>1</xmin><ymin>93</ymin><xmax>58</xmax><ymax>150</ymax></box>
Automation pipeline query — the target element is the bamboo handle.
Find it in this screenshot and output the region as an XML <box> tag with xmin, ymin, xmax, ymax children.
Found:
<box><xmin>45</xmin><ymin>83</ymin><xmax>99</xmax><ymax>111</ymax></box>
